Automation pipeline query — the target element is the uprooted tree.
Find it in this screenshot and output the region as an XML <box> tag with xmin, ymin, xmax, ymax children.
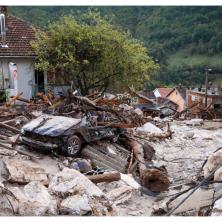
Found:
<box><xmin>32</xmin><ymin>12</ymin><xmax>158</xmax><ymax>95</ymax></box>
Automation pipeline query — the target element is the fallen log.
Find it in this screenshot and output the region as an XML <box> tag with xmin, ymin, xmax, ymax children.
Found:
<box><xmin>87</xmin><ymin>171</ymin><xmax>121</xmax><ymax>183</ymax></box>
<box><xmin>126</xmin><ymin>139</ymin><xmax>169</xmax><ymax>192</ymax></box>
<box><xmin>12</xmin><ymin>96</ymin><xmax>31</xmax><ymax>103</ymax></box>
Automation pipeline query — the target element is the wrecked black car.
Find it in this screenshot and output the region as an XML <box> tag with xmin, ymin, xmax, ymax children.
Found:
<box><xmin>21</xmin><ymin>114</ymin><xmax>119</xmax><ymax>157</ymax></box>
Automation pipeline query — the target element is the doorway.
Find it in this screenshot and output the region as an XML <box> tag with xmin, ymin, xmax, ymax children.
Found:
<box><xmin>35</xmin><ymin>70</ymin><xmax>45</xmax><ymax>93</ymax></box>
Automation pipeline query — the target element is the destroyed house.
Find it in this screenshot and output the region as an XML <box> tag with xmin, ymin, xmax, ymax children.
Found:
<box><xmin>166</xmin><ymin>86</ymin><xmax>187</xmax><ymax>112</ymax></box>
<box><xmin>153</xmin><ymin>87</ymin><xmax>173</xmax><ymax>98</ymax></box>
<box><xmin>187</xmin><ymin>87</ymin><xmax>222</xmax><ymax>108</ymax></box>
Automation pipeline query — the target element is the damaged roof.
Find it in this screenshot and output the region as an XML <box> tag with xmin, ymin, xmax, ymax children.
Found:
<box><xmin>167</xmin><ymin>86</ymin><xmax>187</xmax><ymax>101</ymax></box>
<box><xmin>0</xmin><ymin>16</ymin><xmax>36</xmax><ymax>57</ymax></box>
<box><xmin>155</xmin><ymin>88</ymin><xmax>173</xmax><ymax>98</ymax></box>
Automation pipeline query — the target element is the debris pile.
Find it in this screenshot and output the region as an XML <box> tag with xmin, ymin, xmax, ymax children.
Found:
<box><xmin>1</xmin><ymin>89</ymin><xmax>222</xmax><ymax>216</ymax></box>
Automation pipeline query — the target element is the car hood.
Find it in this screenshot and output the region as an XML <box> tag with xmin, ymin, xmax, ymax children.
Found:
<box><xmin>21</xmin><ymin>114</ymin><xmax>82</xmax><ymax>137</ymax></box>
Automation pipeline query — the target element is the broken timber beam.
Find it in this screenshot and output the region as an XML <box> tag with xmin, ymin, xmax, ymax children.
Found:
<box><xmin>0</xmin><ymin>122</ymin><xmax>20</xmax><ymax>134</ymax></box>
<box><xmin>87</xmin><ymin>171</ymin><xmax>121</xmax><ymax>183</ymax></box>
<box><xmin>5</xmin><ymin>92</ymin><xmax>23</xmax><ymax>107</ymax></box>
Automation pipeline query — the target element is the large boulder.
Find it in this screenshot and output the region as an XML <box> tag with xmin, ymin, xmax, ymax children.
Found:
<box><xmin>48</xmin><ymin>167</ymin><xmax>103</xmax><ymax>197</ymax></box>
<box><xmin>136</xmin><ymin>122</ymin><xmax>162</xmax><ymax>134</ymax></box>
<box><xmin>214</xmin><ymin>167</ymin><xmax>222</xmax><ymax>181</ymax></box>
<box><xmin>203</xmin><ymin>150</ymin><xmax>222</xmax><ymax>178</ymax></box>
<box><xmin>7</xmin><ymin>181</ymin><xmax>57</xmax><ymax>216</ymax></box>
<box><xmin>48</xmin><ymin>168</ymin><xmax>117</xmax><ymax>216</ymax></box>
<box><xmin>4</xmin><ymin>159</ymin><xmax>48</xmax><ymax>185</ymax></box>
<box><xmin>211</xmin><ymin>198</ymin><xmax>222</xmax><ymax>216</ymax></box>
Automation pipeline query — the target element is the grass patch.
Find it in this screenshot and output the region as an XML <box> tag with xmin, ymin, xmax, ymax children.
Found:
<box><xmin>167</xmin><ymin>49</ymin><xmax>222</xmax><ymax>69</ymax></box>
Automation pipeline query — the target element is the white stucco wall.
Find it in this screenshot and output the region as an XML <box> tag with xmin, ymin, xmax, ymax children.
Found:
<box><xmin>0</xmin><ymin>58</ymin><xmax>35</xmax><ymax>99</ymax></box>
<box><xmin>153</xmin><ymin>89</ymin><xmax>161</xmax><ymax>98</ymax></box>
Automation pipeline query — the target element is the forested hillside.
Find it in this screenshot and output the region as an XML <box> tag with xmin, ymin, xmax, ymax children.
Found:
<box><xmin>8</xmin><ymin>6</ymin><xmax>222</xmax><ymax>89</ymax></box>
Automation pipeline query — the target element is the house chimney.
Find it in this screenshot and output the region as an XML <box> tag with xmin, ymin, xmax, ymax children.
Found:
<box><xmin>0</xmin><ymin>6</ymin><xmax>8</xmax><ymax>48</ymax></box>
<box><xmin>0</xmin><ymin>6</ymin><xmax>7</xmax><ymax>27</ymax></box>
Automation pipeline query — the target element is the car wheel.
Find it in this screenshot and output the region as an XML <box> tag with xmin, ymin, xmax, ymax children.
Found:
<box><xmin>65</xmin><ymin>135</ymin><xmax>82</xmax><ymax>157</ymax></box>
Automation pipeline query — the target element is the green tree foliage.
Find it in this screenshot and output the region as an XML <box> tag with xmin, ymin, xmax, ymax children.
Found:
<box><xmin>32</xmin><ymin>13</ymin><xmax>158</xmax><ymax>95</ymax></box>
<box><xmin>9</xmin><ymin>6</ymin><xmax>222</xmax><ymax>87</ymax></box>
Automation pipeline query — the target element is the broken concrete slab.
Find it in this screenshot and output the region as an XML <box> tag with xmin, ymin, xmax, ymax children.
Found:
<box><xmin>214</xmin><ymin>167</ymin><xmax>222</xmax><ymax>181</ymax></box>
<box><xmin>183</xmin><ymin>131</ymin><xmax>195</xmax><ymax>139</ymax></box>
<box><xmin>203</xmin><ymin>150</ymin><xmax>222</xmax><ymax>178</ymax></box>
<box><xmin>8</xmin><ymin>181</ymin><xmax>57</xmax><ymax>216</ymax></box>
<box><xmin>136</xmin><ymin>122</ymin><xmax>162</xmax><ymax>134</ymax></box>
<box><xmin>167</xmin><ymin>186</ymin><xmax>222</xmax><ymax>215</ymax></box>
<box><xmin>48</xmin><ymin>167</ymin><xmax>103</xmax><ymax>198</ymax></box>
<box><xmin>211</xmin><ymin>197</ymin><xmax>222</xmax><ymax>216</ymax></box>
<box><xmin>185</xmin><ymin>119</ymin><xmax>204</xmax><ymax>126</ymax></box>
<box><xmin>120</xmin><ymin>174</ymin><xmax>141</xmax><ymax>190</ymax></box>
<box><xmin>106</xmin><ymin>185</ymin><xmax>133</xmax><ymax>205</ymax></box>
<box><xmin>48</xmin><ymin>168</ymin><xmax>117</xmax><ymax>216</ymax></box>
<box><xmin>60</xmin><ymin>194</ymin><xmax>91</xmax><ymax>215</ymax></box>
<box><xmin>4</xmin><ymin>159</ymin><xmax>48</xmax><ymax>185</ymax></box>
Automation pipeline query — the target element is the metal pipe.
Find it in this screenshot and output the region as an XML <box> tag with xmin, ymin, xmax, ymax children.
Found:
<box><xmin>205</xmin><ymin>69</ymin><xmax>208</xmax><ymax>108</ymax></box>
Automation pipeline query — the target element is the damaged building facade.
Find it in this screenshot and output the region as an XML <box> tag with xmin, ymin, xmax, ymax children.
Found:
<box><xmin>187</xmin><ymin>87</ymin><xmax>222</xmax><ymax>108</ymax></box>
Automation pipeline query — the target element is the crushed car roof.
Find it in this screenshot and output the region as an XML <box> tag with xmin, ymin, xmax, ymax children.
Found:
<box><xmin>21</xmin><ymin>115</ymin><xmax>82</xmax><ymax>137</ymax></box>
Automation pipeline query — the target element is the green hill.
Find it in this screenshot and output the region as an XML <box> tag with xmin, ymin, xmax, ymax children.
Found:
<box><xmin>8</xmin><ymin>6</ymin><xmax>222</xmax><ymax>88</ymax></box>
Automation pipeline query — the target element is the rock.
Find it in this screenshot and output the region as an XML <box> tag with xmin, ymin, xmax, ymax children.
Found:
<box><xmin>203</xmin><ymin>150</ymin><xmax>222</xmax><ymax>178</ymax></box>
<box><xmin>186</xmin><ymin>118</ymin><xmax>203</xmax><ymax>126</ymax></box>
<box><xmin>8</xmin><ymin>181</ymin><xmax>57</xmax><ymax>216</ymax></box>
<box><xmin>133</xmin><ymin>108</ymin><xmax>143</xmax><ymax>116</ymax></box>
<box><xmin>136</xmin><ymin>122</ymin><xmax>162</xmax><ymax>134</ymax></box>
<box><xmin>106</xmin><ymin>185</ymin><xmax>133</xmax><ymax>205</ymax></box>
<box><xmin>0</xmin><ymin>160</ymin><xmax>9</xmax><ymax>183</ymax></box>
<box><xmin>48</xmin><ymin>167</ymin><xmax>103</xmax><ymax>197</ymax></box>
<box><xmin>214</xmin><ymin>167</ymin><xmax>222</xmax><ymax>181</ymax></box>
<box><xmin>48</xmin><ymin>168</ymin><xmax>117</xmax><ymax>216</ymax></box>
<box><xmin>70</xmin><ymin>159</ymin><xmax>92</xmax><ymax>173</ymax></box>
<box><xmin>4</xmin><ymin>159</ymin><xmax>48</xmax><ymax>185</ymax></box>
<box><xmin>0</xmin><ymin>193</ymin><xmax>15</xmax><ymax>216</ymax></box>
<box><xmin>60</xmin><ymin>194</ymin><xmax>91</xmax><ymax>215</ymax></box>
<box><xmin>62</xmin><ymin>159</ymin><xmax>69</xmax><ymax>167</ymax></box>
<box><xmin>211</xmin><ymin>198</ymin><xmax>222</xmax><ymax>216</ymax></box>
<box><xmin>127</xmin><ymin>210</ymin><xmax>141</xmax><ymax>216</ymax></box>
<box><xmin>119</xmin><ymin>104</ymin><xmax>133</xmax><ymax>111</ymax></box>
<box><xmin>104</xmin><ymin>93</ymin><xmax>116</xmax><ymax>100</ymax></box>
<box><xmin>70</xmin><ymin>162</ymin><xmax>80</xmax><ymax>171</ymax></box>
<box><xmin>183</xmin><ymin>131</ymin><xmax>195</xmax><ymax>139</ymax></box>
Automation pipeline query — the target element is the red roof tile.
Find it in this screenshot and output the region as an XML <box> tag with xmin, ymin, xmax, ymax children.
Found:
<box><xmin>156</xmin><ymin>88</ymin><xmax>173</xmax><ymax>98</ymax></box>
<box><xmin>0</xmin><ymin>16</ymin><xmax>36</xmax><ymax>57</ymax></box>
